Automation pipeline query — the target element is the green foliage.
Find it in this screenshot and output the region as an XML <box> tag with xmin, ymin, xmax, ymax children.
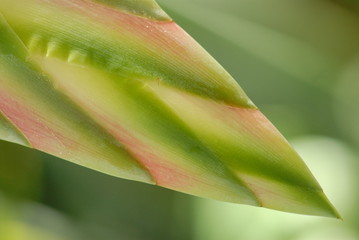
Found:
<box><xmin>0</xmin><ymin>0</ymin><xmax>340</xmax><ymax>218</ymax></box>
<box><xmin>2</xmin><ymin>0</ymin><xmax>359</xmax><ymax>239</ymax></box>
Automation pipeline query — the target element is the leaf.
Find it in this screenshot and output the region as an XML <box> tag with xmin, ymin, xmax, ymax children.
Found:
<box><xmin>92</xmin><ymin>0</ymin><xmax>171</xmax><ymax>21</ymax></box>
<box><xmin>0</xmin><ymin>0</ymin><xmax>340</xmax><ymax>217</ymax></box>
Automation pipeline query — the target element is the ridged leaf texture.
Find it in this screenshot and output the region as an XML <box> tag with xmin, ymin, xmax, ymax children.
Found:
<box><xmin>0</xmin><ymin>0</ymin><xmax>339</xmax><ymax>217</ymax></box>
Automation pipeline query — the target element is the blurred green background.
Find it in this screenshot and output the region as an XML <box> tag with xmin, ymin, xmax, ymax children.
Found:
<box><xmin>1</xmin><ymin>0</ymin><xmax>359</xmax><ymax>239</ymax></box>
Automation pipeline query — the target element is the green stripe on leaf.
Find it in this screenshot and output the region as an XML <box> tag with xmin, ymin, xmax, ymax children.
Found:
<box><xmin>0</xmin><ymin>0</ymin><xmax>340</xmax><ymax>217</ymax></box>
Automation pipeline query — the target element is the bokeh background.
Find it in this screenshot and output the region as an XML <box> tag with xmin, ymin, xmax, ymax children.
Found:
<box><xmin>1</xmin><ymin>0</ymin><xmax>359</xmax><ymax>239</ymax></box>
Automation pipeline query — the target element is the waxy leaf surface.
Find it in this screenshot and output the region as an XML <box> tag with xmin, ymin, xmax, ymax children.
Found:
<box><xmin>0</xmin><ymin>0</ymin><xmax>339</xmax><ymax>217</ymax></box>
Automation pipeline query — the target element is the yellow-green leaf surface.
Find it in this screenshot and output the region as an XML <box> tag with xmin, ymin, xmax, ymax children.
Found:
<box><xmin>0</xmin><ymin>0</ymin><xmax>339</xmax><ymax>217</ymax></box>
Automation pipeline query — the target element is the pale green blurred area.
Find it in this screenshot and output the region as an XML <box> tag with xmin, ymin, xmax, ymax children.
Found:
<box><xmin>0</xmin><ymin>192</ymin><xmax>82</xmax><ymax>240</ymax></box>
<box><xmin>1</xmin><ymin>0</ymin><xmax>359</xmax><ymax>239</ymax></box>
<box><xmin>193</xmin><ymin>137</ymin><xmax>359</xmax><ymax>240</ymax></box>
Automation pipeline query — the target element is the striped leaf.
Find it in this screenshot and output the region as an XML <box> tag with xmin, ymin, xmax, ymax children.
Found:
<box><xmin>0</xmin><ymin>0</ymin><xmax>339</xmax><ymax>217</ymax></box>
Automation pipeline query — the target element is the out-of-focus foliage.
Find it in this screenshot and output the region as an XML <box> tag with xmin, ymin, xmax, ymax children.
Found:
<box><xmin>0</xmin><ymin>141</ymin><xmax>42</xmax><ymax>200</ymax></box>
<box><xmin>1</xmin><ymin>0</ymin><xmax>359</xmax><ymax>239</ymax></box>
<box><xmin>0</xmin><ymin>193</ymin><xmax>82</xmax><ymax>240</ymax></box>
